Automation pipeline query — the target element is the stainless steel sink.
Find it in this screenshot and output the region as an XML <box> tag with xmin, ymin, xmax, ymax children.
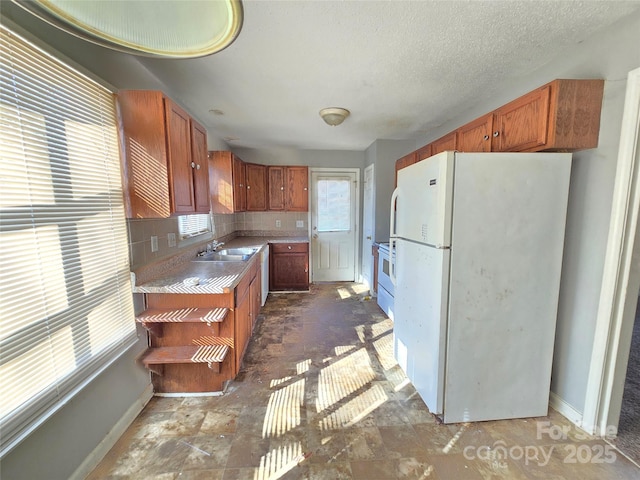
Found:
<box><xmin>193</xmin><ymin>247</ymin><xmax>258</xmax><ymax>262</ymax></box>
<box><xmin>216</xmin><ymin>248</ymin><xmax>258</xmax><ymax>257</ymax></box>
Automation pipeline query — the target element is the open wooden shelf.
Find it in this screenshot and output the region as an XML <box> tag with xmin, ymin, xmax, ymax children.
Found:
<box><xmin>141</xmin><ymin>342</ymin><xmax>231</xmax><ymax>375</ymax></box>
<box><xmin>136</xmin><ymin>307</ymin><xmax>229</xmax><ymax>338</ymax></box>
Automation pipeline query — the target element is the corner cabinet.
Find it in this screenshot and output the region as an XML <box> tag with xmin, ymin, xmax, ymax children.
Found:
<box><xmin>270</xmin><ymin>242</ymin><xmax>309</xmax><ymax>291</ymax></box>
<box><xmin>209</xmin><ymin>151</ymin><xmax>247</xmax><ymax>213</ymax></box>
<box><xmin>118</xmin><ymin>90</ymin><xmax>209</xmax><ymax>218</ymax></box>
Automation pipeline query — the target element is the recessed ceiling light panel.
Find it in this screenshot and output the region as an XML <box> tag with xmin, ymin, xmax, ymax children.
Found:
<box><xmin>11</xmin><ymin>0</ymin><xmax>244</xmax><ymax>58</ymax></box>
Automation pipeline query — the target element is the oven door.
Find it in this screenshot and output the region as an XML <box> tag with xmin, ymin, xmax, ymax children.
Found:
<box><xmin>378</xmin><ymin>249</ymin><xmax>395</xmax><ymax>296</ymax></box>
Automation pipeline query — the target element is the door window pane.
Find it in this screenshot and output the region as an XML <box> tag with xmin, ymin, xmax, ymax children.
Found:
<box><xmin>317</xmin><ymin>179</ymin><xmax>350</xmax><ymax>232</ymax></box>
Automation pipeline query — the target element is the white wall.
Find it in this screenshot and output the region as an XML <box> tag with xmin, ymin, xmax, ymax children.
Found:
<box><xmin>231</xmin><ymin>147</ymin><xmax>365</xmax><ymax>168</ymax></box>
<box><xmin>415</xmin><ymin>11</ymin><xmax>640</xmax><ymax>416</ymax></box>
<box><xmin>365</xmin><ymin>140</ymin><xmax>416</xmax><ymax>242</ymax></box>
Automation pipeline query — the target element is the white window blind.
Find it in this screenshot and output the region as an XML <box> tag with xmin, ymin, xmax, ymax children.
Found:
<box><xmin>178</xmin><ymin>214</ymin><xmax>211</xmax><ymax>239</ymax></box>
<box><xmin>0</xmin><ymin>25</ymin><xmax>137</xmax><ymax>457</ymax></box>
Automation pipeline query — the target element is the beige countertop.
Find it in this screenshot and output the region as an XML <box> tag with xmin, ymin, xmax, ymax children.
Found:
<box><xmin>133</xmin><ymin>235</ymin><xmax>308</xmax><ymax>295</ymax></box>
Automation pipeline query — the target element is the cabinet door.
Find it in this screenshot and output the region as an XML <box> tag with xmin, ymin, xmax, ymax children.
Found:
<box><xmin>209</xmin><ymin>151</ymin><xmax>234</xmax><ymax>214</ymax></box>
<box><xmin>233</xmin><ymin>156</ymin><xmax>246</xmax><ymax>212</ymax></box>
<box><xmin>190</xmin><ymin>120</ymin><xmax>210</xmax><ymax>213</ymax></box>
<box><xmin>457</xmin><ymin>114</ymin><xmax>493</xmax><ymax>152</ymax></box>
<box><xmin>431</xmin><ymin>131</ymin><xmax>457</xmax><ymax>155</ymax></box>
<box><xmin>270</xmin><ymin>243</ymin><xmax>309</xmax><ymax>290</ymax></box>
<box><xmin>246</xmin><ymin>163</ymin><xmax>267</xmax><ymax>211</ymax></box>
<box><xmin>286</xmin><ymin>166</ymin><xmax>309</xmax><ymax>212</ymax></box>
<box><xmin>234</xmin><ymin>291</ymin><xmax>251</xmax><ymax>371</ymax></box>
<box><xmin>249</xmin><ymin>272</ymin><xmax>261</xmax><ymax>330</ymax></box>
<box><xmin>267</xmin><ymin>166</ymin><xmax>285</xmax><ymax>210</ymax></box>
<box><xmin>492</xmin><ymin>85</ymin><xmax>550</xmax><ymax>152</ymax></box>
<box><xmin>165</xmin><ymin>98</ymin><xmax>196</xmax><ymax>214</ymax></box>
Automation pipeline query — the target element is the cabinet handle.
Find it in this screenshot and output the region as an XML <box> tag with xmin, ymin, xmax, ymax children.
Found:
<box><xmin>288</xmin><ymin>245</ymin><xmax>292</xmax><ymax>249</ymax></box>
<box><xmin>493</xmin><ymin>131</ymin><xmax>500</xmax><ymax>138</ymax></box>
<box><xmin>483</xmin><ymin>135</ymin><xmax>490</xmax><ymax>141</ymax></box>
<box><xmin>196</xmin><ymin>164</ymin><xmax>201</xmax><ymax>170</ymax></box>
<box><xmin>303</xmin><ymin>187</ymin><xmax>308</xmax><ymax>191</ymax></box>
<box><xmin>191</xmin><ymin>162</ymin><xmax>196</xmax><ymax>168</ymax></box>
<box><xmin>247</xmin><ymin>185</ymin><xmax>251</xmax><ymax>189</ymax></box>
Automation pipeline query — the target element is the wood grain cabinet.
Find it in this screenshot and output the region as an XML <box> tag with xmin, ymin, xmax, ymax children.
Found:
<box><xmin>245</xmin><ymin>163</ymin><xmax>267</xmax><ymax>211</ymax></box>
<box><xmin>267</xmin><ymin>165</ymin><xmax>309</xmax><ymax>212</ymax></box>
<box><xmin>394</xmin><ymin>79</ymin><xmax>604</xmax><ymax>177</ymax></box>
<box><xmin>491</xmin><ymin>79</ymin><xmax>604</xmax><ymax>152</ymax></box>
<box><xmin>118</xmin><ymin>90</ymin><xmax>210</xmax><ymax>218</ymax></box>
<box><xmin>270</xmin><ymin>242</ymin><xmax>309</xmax><ymax>291</ymax></box>
<box><xmin>430</xmin><ymin>131</ymin><xmax>457</xmax><ymax>156</ymax></box>
<box><xmin>457</xmin><ymin>114</ymin><xmax>493</xmax><ymax>152</ymax></box>
<box><xmin>267</xmin><ymin>166</ymin><xmax>286</xmax><ymax>210</ymax></box>
<box><xmin>209</xmin><ymin>151</ymin><xmax>247</xmax><ymax>213</ymax></box>
<box><xmin>137</xmin><ymin>258</ymin><xmax>262</xmax><ymax>393</ymax></box>
<box><xmin>286</xmin><ymin>166</ymin><xmax>309</xmax><ymax>212</ymax></box>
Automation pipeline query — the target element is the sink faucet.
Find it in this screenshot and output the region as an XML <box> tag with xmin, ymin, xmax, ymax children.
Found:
<box><xmin>210</xmin><ymin>240</ymin><xmax>224</xmax><ymax>251</ymax></box>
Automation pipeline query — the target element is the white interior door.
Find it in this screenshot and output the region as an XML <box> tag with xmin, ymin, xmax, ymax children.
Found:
<box><xmin>362</xmin><ymin>164</ymin><xmax>375</xmax><ymax>290</ymax></box>
<box><xmin>311</xmin><ymin>170</ymin><xmax>358</xmax><ymax>282</ymax></box>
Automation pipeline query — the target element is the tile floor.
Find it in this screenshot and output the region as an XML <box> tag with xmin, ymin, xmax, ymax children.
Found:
<box><xmin>87</xmin><ymin>283</ymin><xmax>640</xmax><ymax>479</ymax></box>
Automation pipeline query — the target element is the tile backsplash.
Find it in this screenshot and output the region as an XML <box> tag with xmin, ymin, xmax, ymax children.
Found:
<box><xmin>127</xmin><ymin>211</ymin><xmax>309</xmax><ymax>270</ymax></box>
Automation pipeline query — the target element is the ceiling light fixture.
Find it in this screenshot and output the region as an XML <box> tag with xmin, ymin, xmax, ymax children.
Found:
<box><xmin>11</xmin><ymin>0</ymin><xmax>244</xmax><ymax>58</ymax></box>
<box><xmin>320</xmin><ymin>107</ymin><xmax>350</xmax><ymax>126</ymax></box>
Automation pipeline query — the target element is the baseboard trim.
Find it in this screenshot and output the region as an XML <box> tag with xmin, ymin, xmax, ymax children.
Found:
<box><xmin>549</xmin><ymin>391</ymin><xmax>585</xmax><ymax>429</ymax></box>
<box><xmin>69</xmin><ymin>384</ymin><xmax>153</xmax><ymax>480</ymax></box>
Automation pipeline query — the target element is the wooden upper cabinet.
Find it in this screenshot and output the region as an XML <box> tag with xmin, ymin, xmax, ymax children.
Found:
<box><xmin>492</xmin><ymin>79</ymin><xmax>604</xmax><ymax>152</ymax></box>
<box><xmin>430</xmin><ymin>131</ymin><xmax>457</xmax><ymax>155</ymax></box>
<box><xmin>209</xmin><ymin>151</ymin><xmax>246</xmax><ymax>214</ymax></box>
<box><xmin>457</xmin><ymin>114</ymin><xmax>493</xmax><ymax>152</ymax></box>
<box><xmin>285</xmin><ymin>166</ymin><xmax>309</xmax><ymax>212</ymax></box>
<box><xmin>245</xmin><ymin>163</ymin><xmax>267</xmax><ymax>211</ymax></box>
<box><xmin>232</xmin><ymin>156</ymin><xmax>246</xmax><ymax>212</ymax></box>
<box><xmin>492</xmin><ymin>85</ymin><xmax>550</xmax><ymax>152</ymax></box>
<box><xmin>118</xmin><ymin>90</ymin><xmax>209</xmax><ymax>218</ymax></box>
<box><xmin>267</xmin><ymin>166</ymin><xmax>285</xmax><ymax>210</ymax></box>
<box><xmin>415</xmin><ymin>144</ymin><xmax>432</xmax><ymax>162</ymax></box>
<box><xmin>190</xmin><ymin>120</ymin><xmax>210</xmax><ymax>213</ymax></box>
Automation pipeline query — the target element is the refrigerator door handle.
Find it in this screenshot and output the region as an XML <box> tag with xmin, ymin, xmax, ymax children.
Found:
<box><xmin>389</xmin><ymin>188</ymin><xmax>399</xmax><ymax>286</ymax></box>
<box><xmin>390</xmin><ymin>237</ymin><xmax>397</xmax><ymax>286</ymax></box>
<box><xmin>390</xmin><ymin>188</ymin><xmax>399</xmax><ymax>238</ymax></box>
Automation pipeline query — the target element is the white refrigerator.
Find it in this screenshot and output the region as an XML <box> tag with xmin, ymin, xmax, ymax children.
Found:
<box><xmin>390</xmin><ymin>151</ymin><xmax>572</xmax><ymax>423</ymax></box>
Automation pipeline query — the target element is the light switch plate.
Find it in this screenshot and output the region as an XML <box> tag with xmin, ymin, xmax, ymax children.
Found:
<box><xmin>168</xmin><ymin>233</ymin><xmax>176</xmax><ymax>247</ymax></box>
<box><xmin>150</xmin><ymin>235</ymin><xmax>158</xmax><ymax>252</ymax></box>
<box><xmin>296</xmin><ymin>220</ymin><xmax>304</xmax><ymax>228</ymax></box>
<box><xmin>276</xmin><ymin>220</ymin><xmax>281</xmax><ymax>228</ymax></box>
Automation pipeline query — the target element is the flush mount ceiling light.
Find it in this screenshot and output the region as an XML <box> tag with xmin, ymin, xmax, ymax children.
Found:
<box><xmin>11</xmin><ymin>0</ymin><xmax>243</xmax><ymax>58</ymax></box>
<box><xmin>320</xmin><ymin>107</ymin><xmax>350</xmax><ymax>126</ymax></box>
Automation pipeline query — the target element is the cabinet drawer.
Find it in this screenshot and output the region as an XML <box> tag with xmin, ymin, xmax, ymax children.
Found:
<box><xmin>271</xmin><ymin>243</ymin><xmax>308</xmax><ymax>254</ymax></box>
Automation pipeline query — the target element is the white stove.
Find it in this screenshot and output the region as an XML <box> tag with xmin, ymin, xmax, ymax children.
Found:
<box><xmin>377</xmin><ymin>242</ymin><xmax>394</xmax><ymax>320</ymax></box>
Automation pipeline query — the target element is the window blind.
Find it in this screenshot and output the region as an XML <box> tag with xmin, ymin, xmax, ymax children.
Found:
<box><xmin>178</xmin><ymin>214</ymin><xmax>211</xmax><ymax>239</ymax></box>
<box><xmin>0</xmin><ymin>25</ymin><xmax>137</xmax><ymax>457</ymax></box>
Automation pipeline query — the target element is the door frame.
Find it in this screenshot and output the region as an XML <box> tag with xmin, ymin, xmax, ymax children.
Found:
<box><xmin>309</xmin><ymin>167</ymin><xmax>361</xmax><ymax>284</ymax></box>
<box><xmin>361</xmin><ymin>164</ymin><xmax>375</xmax><ymax>289</ymax></box>
<box><xmin>582</xmin><ymin>67</ymin><xmax>640</xmax><ymax>436</ymax></box>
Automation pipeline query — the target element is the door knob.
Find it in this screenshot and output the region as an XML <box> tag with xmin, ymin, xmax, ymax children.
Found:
<box><xmin>313</xmin><ymin>234</ymin><xmax>318</xmax><ymax>239</ymax></box>
<box><xmin>366</xmin><ymin>236</ymin><xmax>372</xmax><ymax>240</ymax></box>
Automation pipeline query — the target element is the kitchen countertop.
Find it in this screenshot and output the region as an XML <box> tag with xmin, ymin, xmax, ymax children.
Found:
<box><xmin>133</xmin><ymin>235</ymin><xmax>309</xmax><ymax>295</ymax></box>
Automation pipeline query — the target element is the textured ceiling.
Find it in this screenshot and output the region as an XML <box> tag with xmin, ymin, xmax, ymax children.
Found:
<box><xmin>6</xmin><ymin>0</ymin><xmax>640</xmax><ymax>151</ymax></box>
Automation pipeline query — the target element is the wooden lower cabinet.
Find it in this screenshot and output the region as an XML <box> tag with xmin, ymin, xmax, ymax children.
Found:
<box><xmin>138</xmin><ymin>259</ymin><xmax>261</xmax><ymax>393</ymax></box>
<box><xmin>270</xmin><ymin>242</ymin><xmax>309</xmax><ymax>291</ymax></box>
